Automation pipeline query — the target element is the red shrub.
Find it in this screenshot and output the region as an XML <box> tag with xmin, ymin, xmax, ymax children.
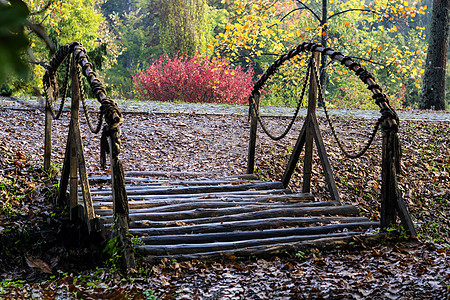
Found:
<box><xmin>133</xmin><ymin>54</ymin><xmax>254</xmax><ymax>104</ymax></box>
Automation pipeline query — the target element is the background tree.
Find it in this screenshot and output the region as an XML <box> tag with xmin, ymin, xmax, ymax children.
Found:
<box><xmin>3</xmin><ymin>0</ymin><xmax>105</xmax><ymax>95</ymax></box>
<box><xmin>101</xmin><ymin>4</ymin><xmax>157</xmax><ymax>98</ymax></box>
<box><xmin>0</xmin><ymin>0</ymin><xmax>30</xmax><ymax>88</ymax></box>
<box><xmin>420</xmin><ymin>0</ymin><xmax>449</xmax><ymax>110</ymax></box>
<box><xmin>160</xmin><ymin>0</ymin><xmax>208</xmax><ymax>57</ymax></box>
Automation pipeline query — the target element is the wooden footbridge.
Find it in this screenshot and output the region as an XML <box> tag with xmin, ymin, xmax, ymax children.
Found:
<box><xmin>43</xmin><ymin>42</ymin><xmax>415</xmax><ymax>268</ymax></box>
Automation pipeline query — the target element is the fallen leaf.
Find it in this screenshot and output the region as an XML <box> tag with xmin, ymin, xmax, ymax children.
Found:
<box><xmin>26</xmin><ymin>256</ymin><xmax>52</xmax><ymax>274</ymax></box>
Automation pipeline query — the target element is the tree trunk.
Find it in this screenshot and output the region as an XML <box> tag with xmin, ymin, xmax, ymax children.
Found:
<box><xmin>159</xmin><ymin>0</ymin><xmax>206</xmax><ymax>57</ymax></box>
<box><xmin>420</xmin><ymin>0</ymin><xmax>449</xmax><ymax>110</ymax></box>
<box><xmin>319</xmin><ymin>0</ymin><xmax>328</xmax><ymax>107</ymax></box>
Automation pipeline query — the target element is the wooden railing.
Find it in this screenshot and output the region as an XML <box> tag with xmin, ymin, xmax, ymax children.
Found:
<box><xmin>247</xmin><ymin>43</ymin><xmax>416</xmax><ymax>236</ymax></box>
<box><xmin>43</xmin><ymin>42</ymin><xmax>136</xmax><ymax>268</ymax></box>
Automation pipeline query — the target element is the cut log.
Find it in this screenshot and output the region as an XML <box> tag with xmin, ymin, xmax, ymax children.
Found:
<box><xmin>98</xmin><ymin>205</ymin><xmax>358</xmax><ymax>224</ymax></box>
<box><xmin>128</xmin><ymin>216</ymin><xmax>371</xmax><ymax>235</ymax></box>
<box><xmin>93</xmin><ymin>193</ymin><xmax>316</xmax><ymax>209</ymax></box>
<box><xmin>94</xmin><ymin>201</ymin><xmax>329</xmax><ymax>217</ymax></box>
<box><xmin>90</xmin><ymin>181</ymin><xmax>285</xmax><ymax>196</ymax></box>
<box><xmin>124</xmin><ymin>171</ymin><xmax>210</xmax><ymax>177</ymax></box>
<box><xmin>136</xmin><ymin>231</ymin><xmax>360</xmax><ymax>255</ymax></box>
<box><xmin>141</xmin><ymin>234</ymin><xmax>373</xmax><ymax>263</ymax></box>
<box><xmin>135</xmin><ymin>222</ymin><xmax>378</xmax><ymax>245</ymax></box>
<box><xmin>90</xmin><ymin>188</ymin><xmax>292</xmax><ymax>201</ymax></box>
<box><xmin>88</xmin><ymin>177</ymin><xmax>265</xmax><ymax>188</ymax></box>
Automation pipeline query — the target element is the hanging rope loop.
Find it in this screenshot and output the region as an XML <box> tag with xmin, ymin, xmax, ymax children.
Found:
<box><xmin>249</xmin><ymin>55</ymin><xmax>312</xmax><ymax>140</ymax></box>
<box><xmin>249</xmin><ymin>42</ymin><xmax>400</xmax><ymax>159</ymax></box>
<box><xmin>43</xmin><ymin>42</ymin><xmax>124</xmax><ymax>167</ymax></box>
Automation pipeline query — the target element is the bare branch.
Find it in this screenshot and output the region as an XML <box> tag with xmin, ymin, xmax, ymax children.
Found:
<box><xmin>295</xmin><ymin>0</ymin><xmax>322</xmax><ymax>23</ymax></box>
<box><xmin>329</xmin><ymin>7</ymin><xmax>406</xmax><ymax>28</ymax></box>
<box><xmin>276</xmin><ymin>7</ymin><xmax>306</xmax><ymax>25</ymax></box>
<box><xmin>328</xmin><ymin>8</ymin><xmax>380</xmax><ymax>19</ymax></box>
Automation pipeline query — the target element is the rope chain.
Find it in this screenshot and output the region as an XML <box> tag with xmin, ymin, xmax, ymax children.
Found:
<box><xmin>75</xmin><ymin>59</ymin><xmax>103</xmax><ymax>134</ymax></box>
<box><xmin>43</xmin><ymin>52</ymin><xmax>71</xmax><ymax>120</ymax></box>
<box><xmin>43</xmin><ymin>42</ymin><xmax>124</xmax><ymax>168</ymax></box>
<box><xmin>248</xmin><ymin>41</ymin><xmax>401</xmax><ymax>159</ymax></box>
<box><xmin>311</xmin><ymin>58</ymin><xmax>381</xmax><ymax>159</ymax></box>
<box><xmin>250</xmin><ymin>56</ymin><xmax>311</xmax><ymax>141</ymax></box>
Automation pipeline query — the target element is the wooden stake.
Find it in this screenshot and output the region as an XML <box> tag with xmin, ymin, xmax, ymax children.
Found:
<box><xmin>109</xmin><ymin>135</ymin><xmax>136</xmax><ymax>269</ymax></box>
<box><xmin>380</xmin><ymin>130</ymin><xmax>398</xmax><ymax>228</ymax></box>
<box><xmin>247</xmin><ymin>94</ymin><xmax>260</xmax><ymax>174</ymax></box>
<box><xmin>282</xmin><ymin>121</ymin><xmax>307</xmax><ymax>187</ymax></box>
<box><xmin>72</xmin><ymin>120</ymin><xmax>96</xmax><ymax>231</ymax></box>
<box><xmin>57</xmin><ymin>126</ymin><xmax>72</xmax><ymax>206</ymax></box>
<box><xmin>44</xmin><ymin>93</ymin><xmax>52</xmax><ymax>172</ymax></box>
<box><xmin>69</xmin><ymin>63</ymin><xmax>80</xmax><ymax>220</ymax></box>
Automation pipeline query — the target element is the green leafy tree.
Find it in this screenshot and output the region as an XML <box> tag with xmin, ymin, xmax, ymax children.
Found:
<box><xmin>160</xmin><ymin>0</ymin><xmax>208</xmax><ymax>57</ymax></box>
<box><xmin>0</xmin><ymin>0</ymin><xmax>30</xmax><ymax>86</ymax></box>
<box><xmin>100</xmin><ymin>0</ymin><xmax>163</xmax><ymax>98</ymax></box>
<box><xmin>12</xmin><ymin>0</ymin><xmax>105</xmax><ymax>95</ymax></box>
<box><xmin>212</xmin><ymin>0</ymin><xmax>428</xmax><ymax>108</ymax></box>
<box><xmin>104</xmin><ymin>9</ymin><xmax>160</xmax><ymax>98</ymax></box>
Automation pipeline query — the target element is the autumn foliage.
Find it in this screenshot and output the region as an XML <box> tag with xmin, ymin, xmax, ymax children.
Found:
<box><xmin>212</xmin><ymin>0</ymin><xmax>428</xmax><ymax>108</ymax></box>
<box><xmin>133</xmin><ymin>54</ymin><xmax>254</xmax><ymax>104</ymax></box>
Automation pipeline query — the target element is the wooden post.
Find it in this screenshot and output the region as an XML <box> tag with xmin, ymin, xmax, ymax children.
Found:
<box><xmin>380</xmin><ymin>130</ymin><xmax>397</xmax><ymax>228</ymax></box>
<box><xmin>57</xmin><ymin>126</ymin><xmax>72</xmax><ymax>206</ymax></box>
<box><xmin>44</xmin><ymin>89</ymin><xmax>53</xmax><ymax>172</ymax></box>
<box><xmin>380</xmin><ymin>128</ymin><xmax>416</xmax><ymax>235</ymax></box>
<box><xmin>247</xmin><ymin>94</ymin><xmax>259</xmax><ymax>174</ymax></box>
<box><xmin>69</xmin><ymin>58</ymin><xmax>81</xmax><ymax>220</ymax></box>
<box><xmin>281</xmin><ymin>122</ymin><xmax>307</xmax><ymax>187</ymax></box>
<box><xmin>109</xmin><ymin>135</ymin><xmax>136</xmax><ymax>269</ymax></box>
<box><xmin>64</xmin><ymin>56</ymin><xmax>97</xmax><ymax>232</ymax></box>
<box><xmin>72</xmin><ymin>118</ymin><xmax>96</xmax><ymax>232</ymax></box>
<box><xmin>302</xmin><ymin>52</ymin><xmax>320</xmax><ymax>193</ymax></box>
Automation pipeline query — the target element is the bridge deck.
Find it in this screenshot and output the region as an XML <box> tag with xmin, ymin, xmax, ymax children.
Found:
<box><xmin>86</xmin><ymin>174</ymin><xmax>378</xmax><ymax>262</ymax></box>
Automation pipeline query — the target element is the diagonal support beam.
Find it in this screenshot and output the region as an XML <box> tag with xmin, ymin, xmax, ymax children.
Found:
<box><xmin>281</xmin><ymin>120</ymin><xmax>307</xmax><ymax>187</ymax></box>
<box><xmin>310</xmin><ymin>117</ymin><xmax>340</xmax><ymax>203</ymax></box>
<box><xmin>282</xmin><ymin>51</ymin><xmax>340</xmax><ymax>203</ymax></box>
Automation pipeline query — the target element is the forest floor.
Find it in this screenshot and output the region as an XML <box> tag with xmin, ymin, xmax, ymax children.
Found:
<box><xmin>0</xmin><ymin>97</ymin><xmax>449</xmax><ymax>299</ymax></box>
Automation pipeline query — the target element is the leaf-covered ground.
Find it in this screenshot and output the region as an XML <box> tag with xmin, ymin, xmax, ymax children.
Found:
<box><xmin>0</xmin><ymin>104</ymin><xmax>449</xmax><ymax>298</ymax></box>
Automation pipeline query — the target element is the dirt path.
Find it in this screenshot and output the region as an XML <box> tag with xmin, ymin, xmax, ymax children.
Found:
<box><xmin>1</xmin><ymin>96</ymin><xmax>449</xmax><ymax>122</ymax></box>
<box><xmin>0</xmin><ymin>98</ymin><xmax>449</xmax><ymax>298</ymax></box>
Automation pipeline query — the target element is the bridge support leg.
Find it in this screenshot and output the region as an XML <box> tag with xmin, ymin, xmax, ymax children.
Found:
<box><xmin>44</xmin><ymin>95</ymin><xmax>52</xmax><ymax>172</ymax></box>
<box><xmin>69</xmin><ymin>122</ymin><xmax>79</xmax><ymax>220</ymax></box>
<box><xmin>310</xmin><ymin>116</ymin><xmax>340</xmax><ymax>203</ymax></box>
<box><xmin>109</xmin><ymin>135</ymin><xmax>136</xmax><ymax>269</ymax></box>
<box><xmin>247</xmin><ymin>94</ymin><xmax>259</xmax><ymax>174</ymax></box>
<box><xmin>71</xmin><ymin>120</ymin><xmax>96</xmax><ymax>232</ymax></box>
<box><xmin>282</xmin><ymin>122</ymin><xmax>306</xmax><ymax>187</ymax></box>
<box><xmin>381</xmin><ymin>129</ymin><xmax>416</xmax><ymax>236</ymax></box>
<box><xmin>282</xmin><ymin>52</ymin><xmax>340</xmax><ymax>203</ymax></box>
